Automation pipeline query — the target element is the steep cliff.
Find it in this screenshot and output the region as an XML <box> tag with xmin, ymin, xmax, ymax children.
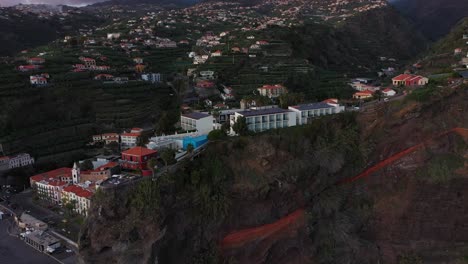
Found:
<box><xmin>79</xmin><ymin>87</ymin><xmax>468</xmax><ymax>264</ymax></box>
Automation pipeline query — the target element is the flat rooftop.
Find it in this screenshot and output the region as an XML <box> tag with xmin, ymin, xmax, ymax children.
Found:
<box><xmin>181</xmin><ymin>112</ymin><xmax>211</xmax><ymax>120</ymax></box>
<box><xmin>25</xmin><ymin>230</ymin><xmax>59</xmax><ymax>246</ymax></box>
<box><xmin>237</xmin><ymin>108</ymin><xmax>291</xmax><ymax>117</ymax></box>
<box><xmin>289</xmin><ymin>102</ymin><xmax>334</xmax><ymax>111</ymax></box>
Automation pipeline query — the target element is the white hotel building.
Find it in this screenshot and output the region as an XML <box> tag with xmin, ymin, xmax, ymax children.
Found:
<box><xmin>230</xmin><ymin>108</ymin><xmax>296</xmax><ymax>134</ymax></box>
<box><xmin>180</xmin><ymin>112</ymin><xmax>214</xmax><ymax>134</ymax></box>
<box><xmin>288</xmin><ymin>102</ymin><xmax>345</xmax><ymax>125</ymax></box>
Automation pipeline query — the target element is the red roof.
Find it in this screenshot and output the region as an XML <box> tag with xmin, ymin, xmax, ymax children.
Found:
<box><xmin>29</xmin><ymin>57</ymin><xmax>45</xmax><ymax>61</ymax></box>
<box><xmin>30</xmin><ymin>167</ymin><xmax>72</xmax><ymax>182</ymax></box>
<box><xmin>63</xmin><ymin>185</ymin><xmax>93</xmax><ymax>198</ymax></box>
<box><xmin>19</xmin><ymin>65</ymin><xmax>38</xmax><ymax>70</ymax></box>
<box><xmin>121</xmin><ymin>133</ymin><xmax>140</xmax><ymax>137</ymax></box>
<box><xmin>383</xmin><ymin>88</ymin><xmax>394</xmax><ymax>92</ymax></box>
<box><xmin>260</xmin><ymin>84</ymin><xmax>285</xmax><ymax>90</ymax></box>
<box><xmin>392</xmin><ymin>74</ymin><xmax>413</xmax><ymax>81</ymax></box>
<box><xmin>122</xmin><ymin>146</ymin><xmax>157</xmax><ymax>157</ymax></box>
<box><xmin>94</xmin><ymin>162</ymin><xmax>119</xmax><ymax>171</ymax></box>
<box><xmin>355</xmin><ymin>90</ymin><xmax>374</xmax><ymax>95</ymax></box>
<box><xmin>48</xmin><ymin>181</ymin><xmax>67</xmax><ymax>187</ymax></box>
<box><xmin>322</xmin><ymin>98</ymin><xmax>338</xmax><ymax>104</ymax></box>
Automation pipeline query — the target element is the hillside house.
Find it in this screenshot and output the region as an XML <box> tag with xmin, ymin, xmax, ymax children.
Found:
<box><xmin>27</xmin><ymin>57</ymin><xmax>45</xmax><ymax>65</ymax></box>
<box><xmin>133</xmin><ymin>57</ymin><xmax>144</xmax><ymax>64</ymax></box>
<box><xmin>257</xmin><ymin>84</ymin><xmax>288</xmax><ymax>99</ymax></box>
<box><xmin>135</xmin><ymin>64</ymin><xmax>146</xmax><ymax>73</ymax></box>
<box><xmin>94</xmin><ymin>74</ymin><xmax>114</xmax><ymax>81</ymax></box>
<box><xmin>196</xmin><ymin>80</ymin><xmax>215</xmax><ymax>89</ymax></box>
<box><xmin>382</xmin><ymin>88</ymin><xmax>396</xmax><ymax>97</ymax></box>
<box><xmin>30</xmin><ymin>75</ymin><xmax>48</xmax><ymax>86</ymax></box>
<box><xmin>0</xmin><ymin>153</ymin><xmax>35</xmax><ymax>170</ymax></box>
<box><xmin>107</xmin><ymin>33</ymin><xmax>121</xmax><ymax>40</ymax></box>
<box><xmin>392</xmin><ymin>74</ymin><xmax>428</xmax><ymax>86</ymax></box>
<box><xmin>18</xmin><ymin>65</ymin><xmax>41</xmax><ymax>72</ymax></box>
<box><xmin>353</xmin><ymin>90</ymin><xmax>374</xmax><ymax>99</ymax></box>
<box><xmin>79</xmin><ymin>57</ymin><xmax>96</xmax><ymax>68</ymax></box>
<box><xmin>121</xmin><ymin>132</ymin><xmax>141</xmax><ymax>149</ymax></box>
<box><xmin>211</xmin><ymin>50</ymin><xmax>222</xmax><ymax>57</ymax></box>
<box><xmin>141</xmin><ymin>73</ymin><xmax>162</xmax><ymax>83</ymax></box>
<box><xmin>199</xmin><ymin>70</ymin><xmax>215</xmax><ymax>80</ymax></box>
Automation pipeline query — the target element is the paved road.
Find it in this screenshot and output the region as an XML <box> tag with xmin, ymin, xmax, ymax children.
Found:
<box><xmin>0</xmin><ymin>217</ymin><xmax>57</xmax><ymax>264</ymax></box>
<box><xmin>9</xmin><ymin>190</ymin><xmax>80</xmax><ymax>242</ymax></box>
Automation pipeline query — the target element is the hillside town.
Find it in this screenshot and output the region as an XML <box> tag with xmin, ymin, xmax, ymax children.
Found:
<box><xmin>0</xmin><ymin>0</ymin><xmax>467</xmax><ymax>263</ymax></box>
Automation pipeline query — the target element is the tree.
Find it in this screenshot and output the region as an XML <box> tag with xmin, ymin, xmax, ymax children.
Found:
<box><xmin>160</xmin><ymin>148</ymin><xmax>176</xmax><ymax>170</ymax></box>
<box><xmin>186</xmin><ymin>143</ymin><xmax>195</xmax><ymax>154</ymax></box>
<box><xmin>212</xmin><ymin>109</ymin><xmax>221</xmax><ymax>120</ymax></box>
<box><xmin>107</xmin><ymin>141</ymin><xmax>119</xmax><ymax>154</ymax></box>
<box><xmin>278</xmin><ymin>92</ymin><xmax>305</xmax><ymax>108</ymax></box>
<box><xmin>208</xmin><ymin>129</ymin><xmax>226</xmax><ymax>140</ymax></box>
<box><xmin>373</xmin><ymin>90</ymin><xmax>383</xmax><ymax>101</ymax></box>
<box><xmin>80</xmin><ymin>159</ymin><xmax>94</xmax><ymax>171</ymax></box>
<box><xmin>232</xmin><ymin>116</ymin><xmax>249</xmax><ymax>136</ymax></box>
<box><xmin>147</xmin><ymin>157</ymin><xmax>158</xmax><ymax>178</ymax></box>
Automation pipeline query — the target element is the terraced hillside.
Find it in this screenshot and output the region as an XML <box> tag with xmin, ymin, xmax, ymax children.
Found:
<box><xmin>0</xmin><ymin>45</ymin><xmax>179</xmax><ymax>166</ymax></box>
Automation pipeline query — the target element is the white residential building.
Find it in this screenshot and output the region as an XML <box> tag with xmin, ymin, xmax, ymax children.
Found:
<box><xmin>180</xmin><ymin>112</ymin><xmax>214</xmax><ymax>134</ymax></box>
<box><xmin>8</xmin><ymin>153</ymin><xmax>34</xmax><ymax>169</ymax></box>
<box><xmin>382</xmin><ymin>88</ymin><xmax>396</xmax><ymax>97</ymax></box>
<box><xmin>30</xmin><ymin>76</ymin><xmax>48</xmax><ymax>86</ymax></box>
<box><xmin>30</xmin><ymin>168</ymin><xmax>72</xmax><ymax>205</ymax></box>
<box><xmin>257</xmin><ymin>84</ymin><xmax>288</xmax><ymax>98</ymax></box>
<box><xmin>230</xmin><ymin>108</ymin><xmax>296</xmax><ymax>134</ymax></box>
<box><xmin>288</xmin><ymin>102</ymin><xmax>345</xmax><ymax>125</ymax></box>
<box><xmin>141</xmin><ymin>73</ymin><xmax>162</xmax><ymax>83</ymax></box>
<box><xmin>107</xmin><ymin>33</ymin><xmax>121</xmax><ymax>40</ymax></box>
<box><xmin>62</xmin><ymin>185</ymin><xmax>93</xmax><ymax>216</ymax></box>
<box><xmin>120</xmin><ymin>133</ymin><xmax>140</xmax><ymax>149</ymax></box>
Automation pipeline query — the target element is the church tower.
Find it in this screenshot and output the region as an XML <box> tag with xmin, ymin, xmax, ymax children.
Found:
<box><xmin>72</xmin><ymin>162</ymin><xmax>80</xmax><ymax>184</ymax></box>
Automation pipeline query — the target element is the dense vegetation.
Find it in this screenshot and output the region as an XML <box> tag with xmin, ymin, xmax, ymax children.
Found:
<box><xmin>0</xmin><ymin>9</ymin><xmax>104</xmax><ymax>56</ymax></box>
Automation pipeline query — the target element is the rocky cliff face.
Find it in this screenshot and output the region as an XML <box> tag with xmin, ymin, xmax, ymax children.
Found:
<box><xmin>79</xmin><ymin>87</ymin><xmax>468</xmax><ymax>264</ymax></box>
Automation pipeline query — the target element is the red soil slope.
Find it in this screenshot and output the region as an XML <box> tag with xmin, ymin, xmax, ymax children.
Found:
<box><xmin>220</xmin><ymin>128</ymin><xmax>468</xmax><ymax>250</ymax></box>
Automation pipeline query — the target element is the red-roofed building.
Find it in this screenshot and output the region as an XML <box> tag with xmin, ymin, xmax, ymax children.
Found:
<box><xmin>94</xmin><ymin>74</ymin><xmax>114</xmax><ymax>81</ymax></box>
<box><xmin>79</xmin><ymin>161</ymin><xmax>120</xmax><ymax>183</ymax></box>
<box><xmin>79</xmin><ymin>57</ymin><xmax>96</xmax><ymax>67</ymax></box>
<box><xmin>257</xmin><ymin>84</ymin><xmax>288</xmax><ymax>98</ymax></box>
<box><xmin>120</xmin><ymin>133</ymin><xmax>141</xmax><ymax>149</ymax></box>
<box><xmin>18</xmin><ymin>65</ymin><xmax>41</xmax><ymax>72</ymax></box>
<box><xmin>382</xmin><ymin>88</ymin><xmax>396</xmax><ymax>97</ymax></box>
<box><xmin>30</xmin><ymin>168</ymin><xmax>72</xmax><ymax>205</ymax></box>
<box><xmin>212</xmin><ymin>50</ymin><xmax>222</xmax><ymax>57</ymax></box>
<box><xmin>27</xmin><ymin>57</ymin><xmax>45</xmax><ymax>65</ymax></box>
<box><xmin>353</xmin><ymin>90</ymin><xmax>374</xmax><ymax>100</ymax></box>
<box><xmin>120</xmin><ymin>147</ymin><xmax>158</xmax><ymax>170</ymax></box>
<box><xmin>62</xmin><ymin>185</ymin><xmax>93</xmax><ymax>216</ymax></box>
<box><xmin>392</xmin><ymin>74</ymin><xmax>428</xmax><ymax>86</ymax></box>
<box><xmin>196</xmin><ymin>80</ymin><xmax>215</xmax><ymax>88</ymax></box>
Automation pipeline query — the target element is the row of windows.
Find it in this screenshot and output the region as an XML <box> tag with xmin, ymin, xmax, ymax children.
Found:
<box><xmin>246</xmin><ymin>114</ymin><xmax>289</xmax><ymax>124</ymax></box>
<box><xmin>248</xmin><ymin>121</ymin><xmax>289</xmax><ymax>132</ymax></box>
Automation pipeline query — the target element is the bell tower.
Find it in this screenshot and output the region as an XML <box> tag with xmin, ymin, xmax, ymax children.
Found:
<box><xmin>72</xmin><ymin>162</ymin><xmax>80</xmax><ymax>184</ymax></box>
